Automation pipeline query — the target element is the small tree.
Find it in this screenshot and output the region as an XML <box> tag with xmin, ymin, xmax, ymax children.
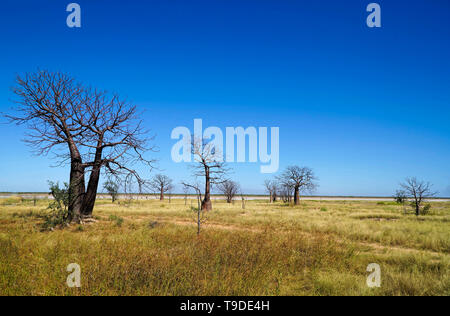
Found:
<box><xmin>181</xmin><ymin>182</ymin><xmax>206</xmax><ymax>235</ymax></box>
<box><xmin>217</xmin><ymin>180</ymin><xmax>240</xmax><ymax>203</ymax></box>
<box><xmin>394</xmin><ymin>190</ymin><xmax>407</xmax><ymax>204</ymax></box>
<box><xmin>279</xmin><ymin>183</ymin><xmax>293</xmax><ymax>203</ymax></box>
<box><xmin>41</xmin><ymin>181</ymin><xmax>71</xmax><ymax>230</ymax></box>
<box><xmin>183</xmin><ymin>185</ymin><xmax>189</xmax><ymax>205</ymax></box>
<box><xmin>394</xmin><ymin>189</ymin><xmax>408</xmax><ymax>214</ymax></box>
<box><xmin>149</xmin><ymin>174</ymin><xmax>173</xmax><ymax>201</ymax></box>
<box><xmin>263</xmin><ymin>179</ymin><xmax>278</xmax><ymax>203</ymax></box>
<box><xmin>103</xmin><ymin>179</ymin><xmax>119</xmax><ymax>203</ymax></box>
<box><xmin>399</xmin><ymin>177</ymin><xmax>437</xmax><ymax>216</ymax></box>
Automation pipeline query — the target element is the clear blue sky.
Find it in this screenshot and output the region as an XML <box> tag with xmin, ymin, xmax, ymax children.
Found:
<box><xmin>0</xmin><ymin>0</ymin><xmax>449</xmax><ymax>196</ymax></box>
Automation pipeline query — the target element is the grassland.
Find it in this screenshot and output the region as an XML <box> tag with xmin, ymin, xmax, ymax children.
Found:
<box><xmin>0</xmin><ymin>196</ymin><xmax>448</xmax><ymax>296</ymax></box>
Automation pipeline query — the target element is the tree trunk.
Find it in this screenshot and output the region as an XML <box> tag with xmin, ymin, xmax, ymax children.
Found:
<box><xmin>160</xmin><ymin>189</ymin><xmax>164</xmax><ymax>200</ymax></box>
<box><xmin>82</xmin><ymin>142</ymin><xmax>103</xmax><ymax>218</ymax></box>
<box><xmin>69</xmin><ymin>155</ymin><xmax>85</xmax><ymax>222</ymax></box>
<box><xmin>82</xmin><ymin>164</ymin><xmax>101</xmax><ymax>217</ymax></box>
<box><xmin>269</xmin><ymin>193</ymin><xmax>272</xmax><ymax>203</ymax></box>
<box><xmin>197</xmin><ymin>207</ymin><xmax>201</xmax><ymax>236</ymax></box>
<box><xmin>202</xmin><ymin>167</ymin><xmax>212</xmax><ymax>211</ymax></box>
<box><xmin>294</xmin><ymin>186</ymin><xmax>300</xmax><ymax>205</ymax></box>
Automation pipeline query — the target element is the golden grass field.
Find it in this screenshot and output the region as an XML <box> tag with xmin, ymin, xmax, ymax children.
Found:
<box><xmin>0</xmin><ymin>196</ymin><xmax>449</xmax><ymax>296</ymax></box>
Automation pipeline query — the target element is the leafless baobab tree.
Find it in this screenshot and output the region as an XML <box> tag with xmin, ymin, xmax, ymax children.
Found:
<box><xmin>278</xmin><ymin>166</ymin><xmax>317</xmax><ymax>205</ymax></box>
<box><xmin>217</xmin><ymin>180</ymin><xmax>240</xmax><ymax>203</ymax></box>
<box><xmin>279</xmin><ymin>183</ymin><xmax>293</xmax><ymax>203</ymax></box>
<box><xmin>5</xmin><ymin>70</ymin><xmax>155</xmax><ymax>222</ymax></box>
<box><xmin>149</xmin><ymin>174</ymin><xmax>173</xmax><ymax>201</ymax></box>
<box><xmin>263</xmin><ymin>179</ymin><xmax>278</xmax><ymax>203</ymax></box>
<box><xmin>399</xmin><ymin>177</ymin><xmax>437</xmax><ymax>216</ymax></box>
<box><xmin>190</xmin><ymin>137</ymin><xmax>229</xmax><ymax>211</ymax></box>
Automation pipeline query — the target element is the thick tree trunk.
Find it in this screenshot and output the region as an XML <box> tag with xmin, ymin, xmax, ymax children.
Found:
<box><xmin>69</xmin><ymin>156</ymin><xmax>85</xmax><ymax>223</ymax></box>
<box><xmin>202</xmin><ymin>167</ymin><xmax>212</xmax><ymax>211</ymax></box>
<box><xmin>160</xmin><ymin>189</ymin><xmax>164</xmax><ymax>200</ymax></box>
<box><xmin>82</xmin><ymin>164</ymin><xmax>101</xmax><ymax>217</ymax></box>
<box><xmin>82</xmin><ymin>143</ymin><xmax>103</xmax><ymax>218</ymax></box>
<box><xmin>294</xmin><ymin>186</ymin><xmax>300</xmax><ymax>205</ymax></box>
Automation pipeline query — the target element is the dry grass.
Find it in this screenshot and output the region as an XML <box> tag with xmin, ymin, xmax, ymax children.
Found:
<box><xmin>0</xmin><ymin>198</ymin><xmax>449</xmax><ymax>296</ymax></box>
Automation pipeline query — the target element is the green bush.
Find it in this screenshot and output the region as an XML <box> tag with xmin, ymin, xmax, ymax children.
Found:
<box><xmin>422</xmin><ymin>203</ymin><xmax>432</xmax><ymax>215</ymax></box>
<box><xmin>41</xmin><ymin>182</ymin><xmax>71</xmax><ymax>231</ymax></box>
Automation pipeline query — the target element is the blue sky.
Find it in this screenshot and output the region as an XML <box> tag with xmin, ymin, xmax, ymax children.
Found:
<box><xmin>0</xmin><ymin>0</ymin><xmax>449</xmax><ymax>196</ymax></box>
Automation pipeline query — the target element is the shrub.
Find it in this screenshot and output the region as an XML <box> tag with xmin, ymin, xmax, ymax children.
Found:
<box><xmin>40</xmin><ymin>182</ymin><xmax>71</xmax><ymax>231</ymax></box>
<box><xmin>422</xmin><ymin>204</ymin><xmax>432</xmax><ymax>215</ymax></box>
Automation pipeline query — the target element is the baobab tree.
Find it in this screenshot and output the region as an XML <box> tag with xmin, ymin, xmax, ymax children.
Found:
<box><xmin>263</xmin><ymin>179</ymin><xmax>278</xmax><ymax>203</ymax></box>
<box><xmin>278</xmin><ymin>166</ymin><xmax>317</xmax><ymax>205</ymax></box>
<box><xmin>190</xmin><ymin>137</ymin><xmax>229</xmax><ymax>211</ymax></box>
<box><xmin>149</xmin><ymin>174</ymin><xmax>173</xmax><ymax>201</ymax></box>
<box><xmin>5</xmin><ymin>70</ymin><xmax>155</xmax><ymax>222</ymax></box>
<box><xmin>399</xmin><ymin>177</ymin><xmax>437</xmax><ymax>216</ymax></box>
<box><xmin>217</xmin><ymin>180</ymin><xmax>240</xmax><ymax>203</ymax></box>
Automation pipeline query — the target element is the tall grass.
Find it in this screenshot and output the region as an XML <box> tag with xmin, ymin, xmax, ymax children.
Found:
<box><xmin>0</xmin><ymin>198</ymin><xmax>448</xmax><ymax>295</ymax></box>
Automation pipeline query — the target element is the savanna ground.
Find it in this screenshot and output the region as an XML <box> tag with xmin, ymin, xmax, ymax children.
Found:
<box><xmin>0</xmin><ymin>196</ymin><xmax>449</xmax><ymax>296</ymax></box>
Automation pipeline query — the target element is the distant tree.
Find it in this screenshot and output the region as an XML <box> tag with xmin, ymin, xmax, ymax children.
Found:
<box><xmin>394</xmin><ymin>189</ymin><xmax>407</xmax><ymax>205</ymax></box>
<box><xmin>399</xmin><ymin>177</ymin><xmax>437</xmax><ymax>216</ymax></box>
<box><xmin>278</xmin><ymin>166</ymin><xmax>317</xmax><ymax>205</ymax></box>
<box><xmin>217</xmin><ymin>180</ymin><xmax>240</xmax><ymax>203</ymax></box>
<box><xmin>150</xmin><ymin>174</ymin><xmax>173</xmax><ymax>201</ymax></box>
<box><xmin>182</xmin><ymin>185</ymin><xmax>189</xmax><ymax>205</ymax></box>
<box><xmin>5</xmin><ymin>70</ymin><xmax>155</xmax><ymax>222</ymax></box>
<box><xmin>279</xmin><ymin>183</ymin><xmax>294</xmax><ymax>203</ymax></box>
<box><xmin>190</xmin><ymin>138</ymin><xmax>229</xmax><ymax>211</ymax></box>
<box><xmin>103</xmin><ymin>179</ymin><xmax>119</xmax><ymax>203</ymax></box>
<box><xmin>263</xmin><ymin>179</ymin><xmax>278</xmax><ymax>203</ymax></box>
